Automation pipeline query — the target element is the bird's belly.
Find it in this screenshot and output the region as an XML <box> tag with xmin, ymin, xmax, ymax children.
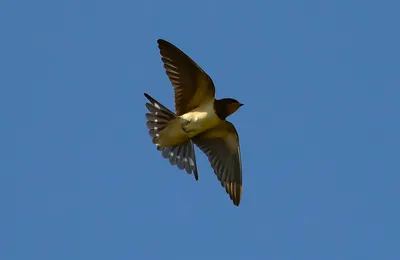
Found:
<box><xmin>179</xmin><ymin>109</ymin><xmax>220</xmax><ymax>138</ymax></box>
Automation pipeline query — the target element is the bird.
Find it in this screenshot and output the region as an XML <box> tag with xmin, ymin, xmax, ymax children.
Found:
<box><xmin>144</xmin><ymin>39</ymin><xmax>244</xmax><ymax>206</ymax></box>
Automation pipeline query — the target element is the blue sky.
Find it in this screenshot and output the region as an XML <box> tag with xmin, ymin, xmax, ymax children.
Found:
<box><xmin>1</xmin><ymin>0</ymin><xmax>399</xmax><ymax>259</ymax></box>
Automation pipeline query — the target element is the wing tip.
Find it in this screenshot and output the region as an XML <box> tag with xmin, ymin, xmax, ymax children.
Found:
<box><xmin>157</xmin><ymin>39</ymin><xmax>183</xmax><ymax>56</ymax></box>
<box><xmin>157</xmin><ymin>39</ymin><xmax>173</xmax><ymax>50</ymax></box>
<box><xmin>157</xmin><ymin>38</ymin><xmax>166</xmax><ymax>44</ymax></box>
<box><xmin>233</xmin><ymin>197</ymin><xmax>241</xmax><ymax>207</ymax></box>
<box><xmin>227</xmin><ymin>183</ymin><xmax>242</xmax><ymax>207</ymax></box>
<box><xmin>144</xmin><ymin>92</ymin><xmax>151</xmax><ymax>101</ymax></box>
<box><xmin>233</xmin><ymin>197</ymin><xmax>241</xmax><ymax>206</ymax></box>
<box><xmin>157</xmin><ymin>38</ymin><xmax>173</xmax><ymax>45</ymax></box>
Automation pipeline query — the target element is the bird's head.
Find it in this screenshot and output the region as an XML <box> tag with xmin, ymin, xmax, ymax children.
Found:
<box><xmin>215</xmin><ymin>98</ymin><xmax>244</xmax><ymax>119</ymax></box>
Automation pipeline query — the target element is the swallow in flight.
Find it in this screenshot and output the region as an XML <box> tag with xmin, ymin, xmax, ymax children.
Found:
<box><xmin>144</xmin><ymin>39</ymin><xmax>244</xmax><ymax>206</ymax></box>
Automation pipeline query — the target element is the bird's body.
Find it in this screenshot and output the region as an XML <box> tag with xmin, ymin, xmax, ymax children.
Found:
<box><xmin>144</xmin><ymin>39</ymin><xmax>244</xmax><ymax>206</ymax></box>
<box><xmin>180</xmin><ymin>98</ymin><xmax>221</xmax><ymax>136</ymax></box>
<box><xmin>155</xmin><ymin>98</ymin><xmax>221</xmax><ymax>147</ymax></box>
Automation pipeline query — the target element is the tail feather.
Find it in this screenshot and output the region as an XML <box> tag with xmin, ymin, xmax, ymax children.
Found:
<box><xmin>144</xmin><ymin>93</ymin><xmax>199</xmax><ymax>180</ymax></box>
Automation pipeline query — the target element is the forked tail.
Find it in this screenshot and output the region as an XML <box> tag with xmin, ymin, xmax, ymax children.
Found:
<box><xmin>144</xmin><ymin>93</ymin><xmax>199</xmax><ymax>180</ymax></box>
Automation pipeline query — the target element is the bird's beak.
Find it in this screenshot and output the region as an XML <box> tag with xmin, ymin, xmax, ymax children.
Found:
<box><xmin>239</xmin><ymin>103</ymin><xmax>244</xmax><ymax>107</ymax></box>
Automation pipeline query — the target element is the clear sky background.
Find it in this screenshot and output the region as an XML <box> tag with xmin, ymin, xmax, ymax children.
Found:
<box><xmin>1</xmin><ymin>0</ymin><xmax>399</xmax><ymax>259</ymax></box>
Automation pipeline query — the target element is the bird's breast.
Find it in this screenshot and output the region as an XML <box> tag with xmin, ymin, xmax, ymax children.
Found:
<box><xmin>179</xmin><ymin>100</ymin><xmax>221</xmax><ymax>138</ymax></box>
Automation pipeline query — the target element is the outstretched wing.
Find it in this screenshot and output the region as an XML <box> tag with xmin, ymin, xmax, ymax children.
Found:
<box><xmin>157</xmin><ymin>39</ymin><xmax>216</xmax><ymax>115</ymax></box>
<box><xmin>193</xmin><ymin>121</ymin><xmax>242</xmax><ymax>206</ymax></box>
